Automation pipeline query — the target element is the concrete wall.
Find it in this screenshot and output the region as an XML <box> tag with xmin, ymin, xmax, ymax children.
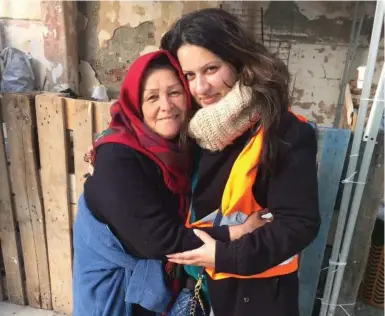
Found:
<box><xmin>76</xmin><ymin>1</ymin><xmax>219</xmax><ymax>99</ymax></box>
<box><xmin>1</xmin><ymin>1</ymin><xmax>383</xmax><ymax>126</ymax></box>
<box><xmin>0</xmin><ymin>0</ymin><xmax>78</xmax><ymax>92</ymax></box>
<box><xmin>224</xmin><ymin>1</ymin><xmax>382</xmax><ymax>126</ymax></box>
<box><xmin>77</xmin><ymin>1</ymin><xmax>382</xmax><ymax>127</ymax></box>
<box><xmin>0</xmin><ymin>0</ymin><xmax>45</xmax><ymax>89</ymax></box>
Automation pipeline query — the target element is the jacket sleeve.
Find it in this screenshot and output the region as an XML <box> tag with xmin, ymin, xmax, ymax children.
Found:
<box><xmin>215</xmin><ymin>120</ymin><xmax>320</xmax><ymax>275</ymax></box>
<box><xmin>84</xmin><ymin>143</ymin><xmax>230</xmax><ymax>260</ymax></box>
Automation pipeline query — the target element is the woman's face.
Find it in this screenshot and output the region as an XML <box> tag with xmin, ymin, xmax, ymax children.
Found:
<box><xmin>141</xmin><ymin>68</ymin><xmax>187</xmax><ymax>140</ymax></box>
<box><xmin>177</xmin><ymin>44</ymin><xmax>238</xmax><ymax>108</ymax></box>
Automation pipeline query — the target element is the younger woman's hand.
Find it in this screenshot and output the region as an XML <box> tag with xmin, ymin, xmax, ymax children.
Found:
<box><xmin>167</xmin><ymin>229</ymin><xmax>216</xmax><ymax>268</ymax></box>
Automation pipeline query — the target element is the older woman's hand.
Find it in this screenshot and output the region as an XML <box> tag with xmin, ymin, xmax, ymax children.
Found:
<box><xmin>83</xmin><ymin>145</ymin><xmax>94</xmax><ymax>177</ymax></box>
<box><xmin>245</xmin><ymin>209</ymin><xmax>273</xmax><ymax>231</ymax></box>
<box><xmin>229</xmin><ymin>209</ymin><xmax>272</xmax><ymax>240</ymax></box>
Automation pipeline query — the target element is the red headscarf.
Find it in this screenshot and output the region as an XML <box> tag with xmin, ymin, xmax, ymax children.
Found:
<box><xmin>92</xmin><ymin>50</ymin><xmax>192</xmax><ymax>218</ymax></box>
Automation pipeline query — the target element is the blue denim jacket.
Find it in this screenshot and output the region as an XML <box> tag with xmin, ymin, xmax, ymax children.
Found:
<box><xmin>72</xmin><ymin>194</ymin><xmax>172</xmax><ymax>316</ymax></box>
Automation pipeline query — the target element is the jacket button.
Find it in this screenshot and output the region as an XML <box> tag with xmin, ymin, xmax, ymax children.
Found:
<box><xmin>243</xmin><ymin>297</ymin><xmax>250</xmax><ymax>303</ymax></box>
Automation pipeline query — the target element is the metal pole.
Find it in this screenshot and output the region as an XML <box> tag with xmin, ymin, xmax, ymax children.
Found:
<box><xmin>333</xmin><ymin>1</ymin><xmax>361</xmax><ymax>128</ymax></box>
<box><xmin>349</xmin><ymin>11</ymin><xmax>365</xmax><ymax>71</ymax></box>
<box><xmin>334</xmin><ymin>11</ymin><xmax>365</xmax><ymax>126</ymax></box>
<box><xmin>319</xmin><ymin>1</ymin><xmax>385</xmax><ymax>315</ymax></box>
<box><xmin>327</xmin><ymin>64</ymin><xmax>385</xmax><ymax>316</ymax></box>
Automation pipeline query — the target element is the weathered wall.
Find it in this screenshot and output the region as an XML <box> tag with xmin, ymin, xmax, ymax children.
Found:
<box><xmin>0</xmin><ymin>19</ymin><xmax>46</xmax><ymax>88</ymax></box>
<box><xmin>2</xmin><ymin>1</ymin><xmax>381</xmax><ymax>126</ymax></box>
<box><xmin>77</xmin><ymin>1</ymin><xmax>382</xmax><ymax>126</ymax></box>
<box><xmin>0</xmin><ymin>0</ymin><xmax>45</xmax><ymax>88</ymax></box>
<box><xmin>0</xmin><ymin>0</ymin><xmax>41</xmax><ymax>20</ymax></box>
<box><xmin>0</xmin><ymin>0</ymin><xmax>78</xmax><ymax>92</ymax></box>
<box><xmin>77</xmin><ymin>1</ymin><xmax>220</xmax><ymax>99</ymax></box>
<box><xmin>224</xmin><ymin>1</ymin><xmax>382</xmax><ymax>126</ymax></box>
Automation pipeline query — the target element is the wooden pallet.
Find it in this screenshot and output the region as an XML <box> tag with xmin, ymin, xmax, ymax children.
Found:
<box><xmin>0</xmin><ymin>93</ymin><xmax>112</xmax><ymax>314</ymax></box>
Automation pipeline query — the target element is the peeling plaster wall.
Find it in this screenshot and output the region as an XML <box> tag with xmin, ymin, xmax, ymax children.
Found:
<box><xmin>290</xmin><ymin>43</ymin><xmax>384</xmax><ymax>126</ymax></box>
<box><xmin>225</xmin><ymin>1</ymin><xmax>381</xmax><ymax>126</ymax></box>
<box><xmin>77</xmin><ymin>1</ymin><xmax>219</xmax><ymax>98</ymax></box>
<box><xmin>0</xmin><ymin>1</ymin><xmax>79</xmax><ymax>92</ymax></box>
<box><xmin>0</xmin><ymin>19</ymin><xmax>47</xmax><ymax>89</ymax></box>
<box><xmin>0</xmin><ymin>0</ymin><xmax>46</xmax><ymax>89</ymax></box>
<box><xmin>259</xmin><ymin>1</ymin><xmax>376</xmax><ymax>45</ymax></box>
<box><xmin>0</xmin><ymin>0</ymin><xmax>41</xmax><ymax>20</ymax></box>
<box><xmin>78</xmin><ymin>1</ymin><xmax>382</xmax><ymax>126</ymax></box>
<box><xmin>40</xmin><ymin>1</ymin><xmax>79</xmax><ymax>92</ymax></box>
<box><xmin>288</xmin><ymin>43</ymin><xmax>346</xmax><ymax>125</ymax></box>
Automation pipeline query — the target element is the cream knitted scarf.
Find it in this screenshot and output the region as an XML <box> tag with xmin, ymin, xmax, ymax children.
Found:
<box><xmin>188</xmin><ymin>81</ymin><xmax>260</xmax><ymax>152</ymax></box>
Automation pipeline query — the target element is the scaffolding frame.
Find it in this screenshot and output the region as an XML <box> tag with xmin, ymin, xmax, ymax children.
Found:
<box><xmin>320</xmin><ymin>1</ymin><xmax>385</xmax><ymax>315</ymax></box>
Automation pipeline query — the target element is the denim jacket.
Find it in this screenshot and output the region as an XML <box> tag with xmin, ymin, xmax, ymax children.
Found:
<box><xmin>72</xmin><ymin>194</ymin><xmax>171</xmax><ymax>316</ymax></box>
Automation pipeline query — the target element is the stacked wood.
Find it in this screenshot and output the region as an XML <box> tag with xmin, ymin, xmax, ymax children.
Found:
<box><xmin>0</xmin><ymin>93</ymin><xmax>113</xmax><ymax>314</ymax></box>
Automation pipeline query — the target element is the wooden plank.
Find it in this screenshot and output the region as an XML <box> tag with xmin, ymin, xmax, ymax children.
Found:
<box><xmin>35</xmin><ymin>94</ymin><xmax>72</xmax><ymax>314</ymax></box>
<box><xmin>0</xmin><ymin>272</ymin><xmax>3</xmax><ymax>301</ymax></box>
<box><xmin>94</xmin><ymin>101</ymin><xmax>112</xmax><ymax>135</ymax></box>
<box><xmin>65</xmin><ymin>98</ymin><xmax>113</xmax><ymax>134</ymax></box>
<box><xmin>299</xmin><ymin>127</ymin><xmax>352</xmax><ymax>316</ymax></box>
<box><xmin>65</xmin><ymin>98</ymin><xmax>112</xmax><ymax>207</ymax></box>
<box><xmin>0</xmin><ymin>240</ymin><xmax>4</xmax><ymax>301</ymax></box>
<box><xmin>351</xmin><ymin>111</ymin><xmax>358</xmax><ymax>131</ymax></box>
<box><xmin>0</xmin><ymin>274</ymin><xmax>3</xmax><ymax>301</ymax></box>
<box><xmin>67</xmin><ymin>99</ymin><xmax>93</xmax><ymax>220</ymax></box>
<box><xmin>344</xmin><ymin>84</ymin><xmax>354</xmax><ymax>126</ymax></box>
<box><xmin>4</xmin><ymin>94</ymin><xmax>52</xmax><ymax>309</ymax></box>
<box><xmin>0</xmin><ymin>99</ymin><xmax>26</xmax><ymax>305</ymax></box>
<box><xmin>339</xmin><ymin>85</ymin><xmax>355</xmax><ymax>130</ymax></box>
<box><xmin>335</xmin><ymin>135</ymin><xmax>384</xmax><ymax>316</ymax></box>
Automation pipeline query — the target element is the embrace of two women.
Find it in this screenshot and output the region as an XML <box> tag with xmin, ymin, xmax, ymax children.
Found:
<box><xmin>73</xmin><ymin>8</ymin><xmax>320</xmax><ymax>316</ymax></box>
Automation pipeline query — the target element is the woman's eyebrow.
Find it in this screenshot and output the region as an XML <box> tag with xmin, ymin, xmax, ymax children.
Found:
<box><xmin>168</xmin><ymin>83</ymin><xmax>183</xmax><ymax>89</ymax></box>
<box><xmin>144</xmin><ymin>83</ymin><xmax>182</xmax><ymax>92</ymax></box>
<box><xmin>182</xmin><ymin>61</ymin><xmax>218</xmax><ymax>73</ymax></box>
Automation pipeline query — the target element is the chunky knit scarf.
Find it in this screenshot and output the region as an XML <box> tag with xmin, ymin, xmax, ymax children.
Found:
<box><xmin>188</xmin><ymin>81</ymin><xmax>260</xmax><ymax>152</ymax></box>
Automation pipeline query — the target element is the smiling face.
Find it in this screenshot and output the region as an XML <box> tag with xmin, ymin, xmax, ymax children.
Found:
<box><xmin>177</xmin><ymin>44</ymin><xmax>238</xmax><ymax>108</ymax></box>
<box><xmin>141</xmin><ymin>67</ymin><xmax>188</xmax><ymax>140</ymax></box>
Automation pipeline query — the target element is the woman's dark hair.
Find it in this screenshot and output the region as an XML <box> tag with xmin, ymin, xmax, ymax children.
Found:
<box><xmin>144</xmin><ymin>54</ymin><xmax>176</xmax><ymax>75</ymax></box>
<box><xmin>141</xmin><ymin>55</ymin><xmax>178</xmax><ymax>102</ymax></box>
<box><xmin>160</xmin><ymin>8</ymin><xmax>290</xmax><ymax>174</ymax></box>
<box><xmin>141</xmin><ymin>54</ymin><xmax>192</xmax><ymax>150</ymax></box>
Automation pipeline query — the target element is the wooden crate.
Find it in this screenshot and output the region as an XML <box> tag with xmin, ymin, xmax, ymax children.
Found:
<box><xmin>0</xmin><ymin>93</ymin><xmax>113</xmax><ymax>314</ymax></box>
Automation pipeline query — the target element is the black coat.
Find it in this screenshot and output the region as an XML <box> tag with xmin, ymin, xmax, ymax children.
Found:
<box><xmin>192</xmin><ymin>111</ymin><xmax>320</xmax><ymax>316</ymax></box>
<box><xmin>84</xmin><ymin>145</ymin><xmax>229</xmax><ymax>259</ymax></box>
<box><xmin>84</xmin><ymin>133</ymin><xmax>230</xmax><ymax>316</ymax></box>
<box><xmin>84</xmin><ymin>111</ymin><xmax>320</xmax><ymax>316</ymax></box>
